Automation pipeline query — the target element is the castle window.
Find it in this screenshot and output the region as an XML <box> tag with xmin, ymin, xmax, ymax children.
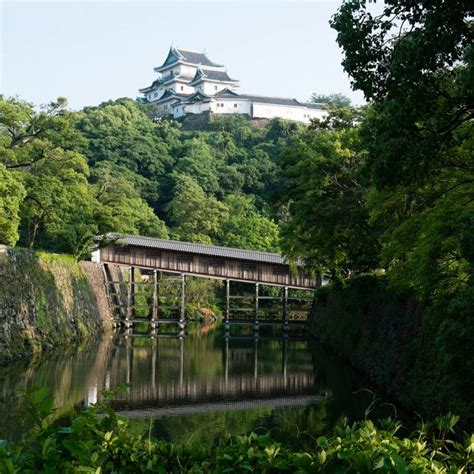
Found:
<box><xmin>234</xmin><ymin>103</ymin><xmax>238</xmax><ymax>108</ymax></box>
<box><xmin>181</xmin><ymin>86</ymin><xmax>184</xmax><ymax>91</ymax></box>
<box><xmin>214</xmin><ymin>85</ymin><xmax>217</xmax><ymax>90</ymax></box>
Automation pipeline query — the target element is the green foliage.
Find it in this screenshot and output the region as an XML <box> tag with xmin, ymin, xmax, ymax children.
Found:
<box><xmin>0</xmin><ymin>96</ymin><xmax>170</xmax><ymax>257</ymax></box>
<box><xmin>218</xmin><ymin>195</ymin><xmax>280</xmax><ymax>252</ymax></box>
<box><xmin>0</xmin><ymin>164</ymin><xmax>25</xmax><ymax>246</ymax></box>
<box><xmin>327</xmin><ymin>1</ymin><xmax>473</xmax><ymax>302</ymax></box>
<box><xmin>91</xmin><ymin>163</ymin><xmax>168</xmax><ymax>239</ymax></box>
<box><xmin>1</xmin><ymin>93</ymin><xmax>306</xmax><ymax>255</ymax></box>
<box><xmin>276</xmin><ymin>110</ymin><xmax>379</xmax><ymax>279</ymax></box>
<box><xmin>166</xmin><ymin>174</ymin><xmax>228</xmax><ymax>244</ymax></box>
<box><xmin>0</xmin><ymin>389</ymin><xmax>472</xmax><ymax>472</ymax></box>
<box><xmin>310</xmin><ymin>92</ymin><xmax>351</xmax><ymax>108</ymax></box>
<box><xmin>277</xmin><ymin>1</ymin><xmax>473</xmax><ymax>309</ymax></box>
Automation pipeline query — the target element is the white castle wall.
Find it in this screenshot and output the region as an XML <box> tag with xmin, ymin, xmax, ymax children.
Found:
<box><xmin>210</xmin><ymin>99</ymin><xmax>251</xmax><ymax>115</ymax></box>
<box><xmin>180</xmin><ymin>101</ymin><xmax>212</xmax><ymax>117</ymax></box>
<box><xmin>252</xmin><ymin>103</ymin><xmax>325</xmax><ymax>123</ymax></box>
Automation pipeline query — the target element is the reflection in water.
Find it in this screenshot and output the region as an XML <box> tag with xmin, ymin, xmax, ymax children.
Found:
<box><xmin>104</xmin><ymin>334</ymin><xmax>317</xmax><ymax>414</ymax></box>
<box><xmin>0</xmin><ymin>326</ymin><xmax>401</xmax><ymax>445</ymax></box>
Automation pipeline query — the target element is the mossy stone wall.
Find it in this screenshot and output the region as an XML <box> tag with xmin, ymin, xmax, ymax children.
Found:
<box><xmin>309</xmin><ymin>276</ymin><xmax>474</xmax><ymax>430</ymax></box>
<box><xmin>0</xmin><ymin>249</ymin><xmax>111</xmax><ymax>363</ymax></box>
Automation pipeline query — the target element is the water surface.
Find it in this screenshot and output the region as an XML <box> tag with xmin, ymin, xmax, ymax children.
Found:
<box><xmin>0</xmin><ymin>325</ymin><xmax>400</xmax><ymax>445</ymax></box>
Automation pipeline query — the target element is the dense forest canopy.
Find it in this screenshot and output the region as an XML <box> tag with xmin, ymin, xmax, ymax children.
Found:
<box><xmin>0</xmin><ymin>97</ymin><xmax>303</xmax><ymax>256</ymax></box>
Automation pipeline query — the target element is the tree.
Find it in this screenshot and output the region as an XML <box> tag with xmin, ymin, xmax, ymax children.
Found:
<box><xmin>310</xmin><ymin>93</ymin><xmax>351</xmax><ymax>108</ymax></box>
<box><xmin>331</xmin><ymin>0</ymin><xmax>473</xmax><ymax>301</ymax></box>
<box><xmin>91</xmin><ymin>163</ymin><xmax>168</xmax><ymax>239</ymax></box>
<box><xmin>172</xmin><ymin>138</ymin><xmax>220</xmax><ymax>194</ymax></box>
<box><xmin>218</xmin><ymin>195</ymin><xmax>280</xmax><ymax>252</ymax></box>
<box><xmin>18</xmin><ymin>148</ymin><xmax>94</xmax><ymax>251</ymax></box>
<box><xmin>165</xmin><ymin>174</ymin><xmax>228</xmax><ymax>244</ymax></box>
<box><xmin>0</xmin><ymin>164</ymin><xmax>25</xmax><ymax>246</ymax></box>
<box><xmin>75</xmin><ymin>98</ymin><xmax>177</xmax><ymax>209</ymax></box>
<box><xmin>275</xmin><ymin>110</ymin><xmax>379</xmax><ymax>280</ymax></box>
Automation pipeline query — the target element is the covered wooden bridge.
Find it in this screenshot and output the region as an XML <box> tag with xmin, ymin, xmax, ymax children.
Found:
<box><xmin>95</xmin><ymin>234</ymin><xmax>318</xmax><ymax>332</ymax></box>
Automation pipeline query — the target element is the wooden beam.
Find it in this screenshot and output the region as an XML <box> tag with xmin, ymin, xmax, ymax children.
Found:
<box><xmin>126</xmin><ymin>266</ymin><xmax>135</xmax><ymax>327</ymax></box>
<box><xmin>283</xmin><ymin>286</ymin><xmax>289</xmax><ymax>332</ymax></box>
<box><xmin>225</xmin><ymin>279</ymin><xmax>230</xmax><ymax>332</ymax></box>
<box><xmin>151</xmin><ymin>270</ymin><xmax>159</xmax><ymax>330</ymax></box>
<box><xmin>254</xmin><ymin>283</ymin><xmax>259</xmax><ymax>333</ymax></box>
<box><xmin>179</xmin><ymin>273</ymin><xmax>186</xmax><ymax>335</ymax></box>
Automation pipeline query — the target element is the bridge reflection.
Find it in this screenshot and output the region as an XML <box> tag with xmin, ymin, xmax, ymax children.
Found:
<box><xmin>90</xmin><ymin>333</ymin><xmax>320</xmax><ymax>414</ymax></box>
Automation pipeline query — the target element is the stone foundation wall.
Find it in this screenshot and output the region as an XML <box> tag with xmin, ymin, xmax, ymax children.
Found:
<box><xmin>309</xmin><ymin>275</ymin><xmax>474</xmax><ymax>429</ymax></box>
<box><xmin>0</xmin><ymin>249</ymin><xmax>112</xmax><ymax>363</ymax></box>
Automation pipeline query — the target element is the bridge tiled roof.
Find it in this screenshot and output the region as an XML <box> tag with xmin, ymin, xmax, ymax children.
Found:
<box><xmin>108</xmin><ymin>234</ymin><xmax>301</xmax><ymax>266</ymax></box>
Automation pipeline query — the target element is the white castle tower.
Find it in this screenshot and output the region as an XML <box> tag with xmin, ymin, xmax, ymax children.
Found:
<box><xmin>140</xmin><ymin>46</ymin><xmax>239</xmax><ymax>112</ymax></box>
<box><xmin>140</xmin><ymin>46</ymin><xmax>326</xmax><ymax>123</ymax></box>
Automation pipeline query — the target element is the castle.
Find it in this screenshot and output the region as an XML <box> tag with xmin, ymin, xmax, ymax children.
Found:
<box><xmin>140</xmin><ymin>47</ymin><xmax>326</xmax><ymax>123</ymax></box>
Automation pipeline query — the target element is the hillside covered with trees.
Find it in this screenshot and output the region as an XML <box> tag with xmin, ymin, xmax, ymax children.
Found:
<box><xmin>0</xmin><ymin>98</ymin><xmax>301</xmax><ymax>256</ymax></box>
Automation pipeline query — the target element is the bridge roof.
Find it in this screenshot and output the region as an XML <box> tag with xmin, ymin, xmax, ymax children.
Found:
<box><xmin>109</xmin><ymin>234</ymin><xmax>301</xmax><ymax>266</ymax></box>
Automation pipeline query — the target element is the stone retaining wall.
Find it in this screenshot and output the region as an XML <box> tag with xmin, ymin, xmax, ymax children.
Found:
<box><xmin>0</xmin><ymin>249</ymin><xmax>112</xmax><ymax>363</ymax></box>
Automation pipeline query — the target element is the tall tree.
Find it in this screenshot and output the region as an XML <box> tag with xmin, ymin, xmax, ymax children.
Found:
<box><xmin>0</xmin><ymin>164</ymin><xmax>25</xmax><ymax>246</ymax></box>
<box><xmin>218</xmin><ymin>195</ymin><xmax>280</xmax><ymax>252</ymax></box>
<box><xmin>310</xmin><ymin>93</ymin><xmax>351</xmax><ymax>108</ymax></box>
<box><xmin>276</xmin><ymin>110</ymin><xmax>378</xmax><ymax>279</ymax></box>
<box><xmin>331</xmin><ymin>0</ymin><xmax>473</xmax><ymax>300</ymax></box>
<box><xmin>165</xmin><ymin>174</ymin><xmax>228</xmax><ymax>244</ymax></box>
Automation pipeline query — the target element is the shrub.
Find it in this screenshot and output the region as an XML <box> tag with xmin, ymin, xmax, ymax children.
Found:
<box><xmin>0</xmin><ymin>388</ymin><xmax>472</xmax><ymax>473</ymax></box>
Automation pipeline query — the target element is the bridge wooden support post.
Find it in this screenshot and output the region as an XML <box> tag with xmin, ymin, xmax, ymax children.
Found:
<box><xmin>224</xmin><ymin>336</ymin><xmax>229</xmax><ymax>386</ymax></box>
<box><xmin>253</xmin><ymin>337</ymin><xmax>258</xmax><ymax>382</ymax></box>
<box><xmin>179</xmin><ymin>273</ymin><xmax>186</xmax><ymax>336</ymax></box>
<box><xmin>101</xmin><ymin>263</ymin><xmax>116</xmax><ymax>326</ymax></box>
<box><xmin>126</xmin><ymin>266</ymin><xmax>135</xmax><ymax>329</ymax></box>
<box><xmin>224</xmin><ymin>279</ymin><xmax>230</xmax><ymax>332</ymax></box>
<box><xmin>151</xmin><ymin>270</ymin><xmax>159</xmax><ymax>334</ymax></box>
<box><xmin>282</xmin><ymin>337</ymin><xmax>288</xmax><ymax>387</ymax></box>
<box><xmin>151</xmin><ymin>337</ymin><xmax>157</xmax><ymax>390</ymax></box>
<box><xmin>254</xmin><ymin>283</ymin><xmax>259</xmax><ymax>334</ymax></box>
<box><xmin>126</xmin><ymin>335</ymin><xmax>133</xmax><ymax>390</ymax></box>
<box><xmin>179</xmin><ymin>337</ymin><xmax>184</xmax><ymax>387</ymax></box>
<box><xmin>282</xmin><ymin>286</ymin><xmax>289</xmax><ymax>332</ymax></box>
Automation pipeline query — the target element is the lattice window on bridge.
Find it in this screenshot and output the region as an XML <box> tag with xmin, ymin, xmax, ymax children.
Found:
<box><xmin>208</xmin><ymin>258</ymin><xmax>224</xmax><ymax>276</ymax></box>
<box><xmin>146</xmin><ymin>249</ymin><xmax>162</xmax><ymax>266</ymax></box>
<box><xmin>114</xmin><ymin>245</ymin><xmax>129</xmax><ymax>263</ymax></box>
<box><xmin>272</xmin><ymin>265</ymin><xmax>288</xmax><ymax>284</ymax></box>
<box><xmin>241</xmin><ymin>263</ymin><xmax>257</xmax><ymax>280</ymax></box>
<box><xmin>177</xmin><ymin>255</ymin><xmax>193</xmax><ymax>272</ymax></box>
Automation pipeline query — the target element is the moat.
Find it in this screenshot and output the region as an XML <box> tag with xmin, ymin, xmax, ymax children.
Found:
<box><xmin>0</xmin><ymin>325</ymin><xmax>403</xmax><ymax>445</ymax></box>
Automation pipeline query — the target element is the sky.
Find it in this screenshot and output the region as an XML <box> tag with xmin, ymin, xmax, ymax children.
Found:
<box><xmin>1</xmin><ymin>1</ymin><xmax>366</xmax><ymax>110</ymax></box>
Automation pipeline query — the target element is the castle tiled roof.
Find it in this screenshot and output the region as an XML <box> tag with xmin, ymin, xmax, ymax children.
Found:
<box><xmin>155</xmin><ymin>47</ymin><xmax>223</xmax><ymax>71</ymax></box>
<box><xmin>190</xmin><ymin>68</ymin><xmax>238</xmax><ymax>84</ymax></box>
<box><xmin>305</xmin><ymin>103</ymin><xmax>325</xmax><ymax>109</ymax></box>
<box><xmin>154</xmin><ymin>90</ymin><xmax>191</xmax><ymax>103</ymax></box>
<box><xmin>179</xmin><ymin>91</ymin><xmax>212</xmax><ymax>103</ymax></box>
<box><xmin>241</xmin><ymin>94</ymin><xmax>302</xmax><ymax>107</ymax></box>
<box><xmin>140</xmin><ymin>72</ymin><xmax>196</xmax><ymax>93</ymax></box>
<box><xmin>176</xmin><ymin>49</ymin><xmax>223</xmax><ymax>67</ymax></box>
<box><xmin>213</xmin><ymin>89</ymin><xmax>324</xmax><ymax>109</ymax></box>
<box><xmin>214</xmin><ymin>89</ymin><xmax>241</xmax><ymax>98</ymax></box>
